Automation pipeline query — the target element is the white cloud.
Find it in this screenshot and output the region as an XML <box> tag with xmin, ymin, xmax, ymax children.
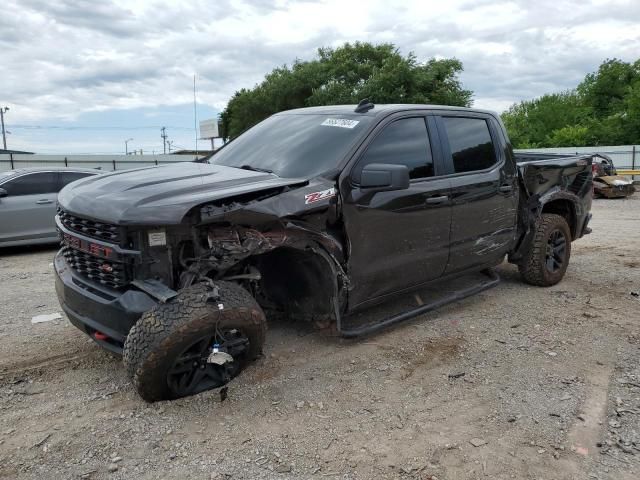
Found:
<box><xmin>1</xmin><ymin>0</ymin><xmax>639</xmax><ymax>151</ymax></box>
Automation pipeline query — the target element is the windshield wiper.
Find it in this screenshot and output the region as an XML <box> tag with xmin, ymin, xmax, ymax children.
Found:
<box><xmin>238</xmin><ymin>165</ymin><xmax>275</xmax><ymax>174</ymax></box>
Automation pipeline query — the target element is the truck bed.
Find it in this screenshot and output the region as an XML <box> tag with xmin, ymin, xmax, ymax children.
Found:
<box><xmin>514</xmin><ymin>152</ymin><xmax>588</xmax><ymax>164</ymax></box>
<box><xmin>514</xmin><ymin>152</ymin><xmax>593</xmax><ymax>199</ymax></box>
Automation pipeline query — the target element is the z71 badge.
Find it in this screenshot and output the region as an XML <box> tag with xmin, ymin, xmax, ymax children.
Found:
<box><xmin>305</xmin><ymin>187</ymin><xmax>337</xmax><ymax>204</ymax></box>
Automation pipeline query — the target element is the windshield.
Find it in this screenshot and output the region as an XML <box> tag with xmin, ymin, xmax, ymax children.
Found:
<box><xmin>210</xmin><ymin>113</ymin><xmax>373</xmax><ymax>178</ymax></box>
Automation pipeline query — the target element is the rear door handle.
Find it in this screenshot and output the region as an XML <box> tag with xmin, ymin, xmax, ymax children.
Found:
<box><xmin>425</xmin><ymin>195</ymin><xmax>449</xmax><ymax>205</ymax></box>
<box><xmin>498</xmin><ymin>184</ymin><xmax>513</xmax><ymax>193</ymax></box>
<box><xmin>36</xmin><ymin>199</ymin><xmax>53</xmax><ymax>205</ymax></box>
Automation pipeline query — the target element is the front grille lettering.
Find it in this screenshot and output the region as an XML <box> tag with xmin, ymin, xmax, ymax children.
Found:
<box><xmin>89</xmin><ymin>243</ymin><xmax>113</xmax><ymax>258</ymax></box>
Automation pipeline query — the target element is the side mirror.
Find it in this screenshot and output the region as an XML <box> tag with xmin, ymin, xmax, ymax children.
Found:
<box><xmin>0</xmin><ymin>188</ymin><xmax>7</xmax><ymax>198</ymax></box>
<box><xmin>360</xmin><ymin>163</ymin><xmax>410</xmax><ymax>192</ymax></box>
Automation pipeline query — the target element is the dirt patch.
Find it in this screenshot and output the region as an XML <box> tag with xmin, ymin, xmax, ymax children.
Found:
<box><xmin>567</xmin><ymin>364</ymin><xmax>612</xmax><ymax>456</ymax></box>
<box><xmin>0</xmin><ymin>350</ymin><xmax>94</xmax><ymax>379</ymax></box>
<box><xmin>399</xmin><ymin>336</ymin><xmax>464</xmax><ymax>380</ymax></box>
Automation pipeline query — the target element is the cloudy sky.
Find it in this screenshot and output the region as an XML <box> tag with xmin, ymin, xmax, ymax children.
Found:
<box><xmin>2</xmin><ymin>0</ymin><xmax>639</xmax><ymax>154</ymax></box>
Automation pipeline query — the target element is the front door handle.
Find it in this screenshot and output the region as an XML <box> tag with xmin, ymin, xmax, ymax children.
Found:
<box><xmin>425</xmin><ymin>195</ymin><xmax>449</xmax><ymax>205</ymax></box>
<box><xmin>36</xmin><ymin>199</ymin><xmax>53</xmax><ymax>205</ymax></box>
<box><xmin>498</xmin><ymin>184</ymin><xmax>513</xmax><ymax>193</ymax></box>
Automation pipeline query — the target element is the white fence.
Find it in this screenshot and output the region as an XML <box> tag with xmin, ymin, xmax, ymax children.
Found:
<box><xmin>3</xmin><ymin>145</ymin><xmax>638</xmax><ymax>174</ymax></box>
<box><xmin>0</xmin><ymin>154</ymin><xmax>202</xmax><ymax>172</ymax></box>
<box><xmin>515</xmin><ymin>145</ymin><xmax>639</xmax><ymax>170</ymax></box>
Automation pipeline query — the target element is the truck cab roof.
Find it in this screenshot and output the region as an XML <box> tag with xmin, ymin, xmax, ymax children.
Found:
<box><xmin>277</xmin><ymin>104</ymin><xmax>499</xmax><ymax>118</ymax></box>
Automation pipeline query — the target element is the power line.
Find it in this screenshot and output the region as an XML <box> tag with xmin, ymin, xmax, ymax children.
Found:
<box><xmin>14</xmin><ymin>147</ymin><xmax>184</xmax><ymax>155</ymax></box>
<box><xmin>9</xmin><ymin>124</ymin><xmax>195</xmax><ymax>131</ymax></box>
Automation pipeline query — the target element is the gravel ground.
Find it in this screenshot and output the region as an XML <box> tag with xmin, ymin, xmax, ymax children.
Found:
<box><xmin>0</xmin><ymin>196</ymin><xmax>639</xmax><ymax>480</ymax></box>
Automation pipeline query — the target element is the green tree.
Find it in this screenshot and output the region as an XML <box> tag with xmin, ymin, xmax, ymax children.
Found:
<box><xmin>220</xmin><ymin>42</ymin><xmax>472</xmax><ymax>140</ymax></box>
<box><xmin>623</xmin><ymin>79</ymin><xmax>640</xmax><ymax>141</ymax></box>
<box><xmin>501</xmin><ymin>91</ymin><xmax>589</xmax><ymax>148</ymax></box>
<box><xmin>502</xmin><ymin>58</ymin><xmax>640</xmax><ymax>148</ymax></box>
<box><xmin>577</xmin><ymin>59</ymin><xmax>640</xmax><ymax>119</ymax></box>
<box><xmin>547</xmin><ymin>125</ymin><xmax>590</xmax><ymax>147</ymax></box>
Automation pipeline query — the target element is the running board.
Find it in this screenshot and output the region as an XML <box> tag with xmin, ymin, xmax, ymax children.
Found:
<box><xmin>337</xmin><ymin>268</ymin><xmax>500</xmax><ymax>338</ymax></box>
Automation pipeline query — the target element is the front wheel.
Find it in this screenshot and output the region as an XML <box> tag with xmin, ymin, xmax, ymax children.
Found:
<box><xmin>123</xmin><ymin>282</ymin><xmax>266</xmax><ymax>402</ymax></box>
<box><xmin>518</xmin><ymin>213</ymin><xmax>572</xmax><ymax>287</ymax></box>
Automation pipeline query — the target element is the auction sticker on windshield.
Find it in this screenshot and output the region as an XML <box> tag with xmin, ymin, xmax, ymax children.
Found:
<box><xmin>321</xmin><ymin>118</ymin><xmax>360</xmax><ymax>129</ymax></box>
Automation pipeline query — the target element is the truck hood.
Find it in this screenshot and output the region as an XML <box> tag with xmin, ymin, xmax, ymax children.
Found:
<box><xmin>57</xmin><ymin>162</ymin><xmax>307</xmax><ymax>225</ymax></box>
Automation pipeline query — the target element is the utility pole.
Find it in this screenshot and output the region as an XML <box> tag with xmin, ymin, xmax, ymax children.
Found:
<box><xmin>0</xmin><ymin>107</ymin><xmax>9</xmax><ymax>150</ymax></box>
<box><xmin>193</xmin><ymin>74</ymin><xmax>198</xmax><ymax>155</ymax></box>
<box><xmin>125</xmin><ymin>137</ymin><xmax>133</xmax><ymax>155</ymax></box>
<box><xmin>160</xmin><ymin>127</ymin><xmax>168</xmax><ymax>154</ymax></box>
<box><xmin>167</xmin><ymin>140</ymin><xmax>174</xmax><ymax>153</ymax></box>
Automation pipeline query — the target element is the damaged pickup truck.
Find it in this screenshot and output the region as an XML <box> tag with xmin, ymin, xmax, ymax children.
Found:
<box><xmin>54</xmin><ymin>102</ymin><xmax>593</xmax><ymax>401</ymax></box>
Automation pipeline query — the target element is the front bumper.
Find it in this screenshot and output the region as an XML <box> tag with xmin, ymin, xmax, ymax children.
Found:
<box><xmin>54</xmin><ymin>249</ymin><xmax>157</xmax><ymax>354</ymax></box>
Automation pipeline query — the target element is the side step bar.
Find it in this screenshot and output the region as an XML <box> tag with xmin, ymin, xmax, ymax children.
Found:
<box><xmin>337</xmin><ymin>268</ymin><xmax>500</xmax><ymax>338</ymax></box>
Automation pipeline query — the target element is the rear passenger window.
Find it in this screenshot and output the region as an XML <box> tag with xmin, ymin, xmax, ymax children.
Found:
<box><xmin>3</xmin><ymin>172</ymin><xmax>59</xmax><ymax>196</ymax></box>
<box><xmin>358</xmin><ymin>117</ymin><xmax>434</xmax><ymax>180</ymax></box>
<box><xmin>441</xmin><ymin>117</ymin><xmax>497</xmax><ymax>173</ymax></box>
<box><xmin>60</xmin><ymin>172</ymin><xmax>92</xmax><ymax>187</ymax></box>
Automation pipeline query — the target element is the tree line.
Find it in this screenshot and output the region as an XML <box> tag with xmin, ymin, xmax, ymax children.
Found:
<box><xmin>502</xmin><ymin>58</ymin><xmax>640</xmax><ymax>148</ymax></box>
<box><xmin>219</xmin><ymin>42</ymin><xmax>472</xmax><ymax>140</ymax></box>
<box><xmin>219</xmin><ymin>43</ymin><xmax>638</xmax><ymax>148</ymax></box>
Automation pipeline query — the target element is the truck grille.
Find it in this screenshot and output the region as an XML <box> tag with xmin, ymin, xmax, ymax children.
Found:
<box><xmin>61</xmin><ymin>246</ymin><xmax>130</xmax><ymax>289</ymax></box>
<box><xmin>57</xmin><ymin>207</ymin><xmax>122</xmax><ymax>244</ymax></box>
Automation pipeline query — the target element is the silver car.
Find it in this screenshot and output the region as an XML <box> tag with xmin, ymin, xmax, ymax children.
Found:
<box><xmin>0</xmin><ymin>167</ymin><xmax>100</xmax><ymax>247</ymax></box>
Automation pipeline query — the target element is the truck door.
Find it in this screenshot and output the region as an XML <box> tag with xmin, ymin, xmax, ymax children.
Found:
<box><xmin>340</xmin><ymin>115</ymin><xmax>452</xmax><ymax>310</ymax></box>
<box><xmin>434</xmin><ymin>114</ymin><xmax>518</xmax><ymax>274</ymax></box>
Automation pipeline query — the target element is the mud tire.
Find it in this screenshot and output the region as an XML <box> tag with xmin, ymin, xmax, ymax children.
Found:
<box><xmin>518</xmin><ymin>213</ymin><xmax>572</xmax><ymax>287</ymax></box>
<box><xmin>123</xmin><ymin>282</ymin><xmax>266</xmax><ymax>402</ymax></box>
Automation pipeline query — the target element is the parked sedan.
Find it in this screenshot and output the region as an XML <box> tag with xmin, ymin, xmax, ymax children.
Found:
<box><xmin>0</xmin><ymin>167</ymin><xmax>100</xmax><ymax>247</ymax></box>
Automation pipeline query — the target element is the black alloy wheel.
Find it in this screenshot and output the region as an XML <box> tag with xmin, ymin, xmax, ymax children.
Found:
<box><xmin>518</xmin><ymin>213</ymin><xmax>572</xmax><ymax>287</ymax></box>
<box><xmin>123</xmin><ymin>281</ymin><xmax>266</xmax><ymax>402</ymax></box>
<box><xmin>545</xmin><ymin>229</ymin><xmax>567</xmax><ymax>273</ymax></box>
<box><xmin>166</xmin><ymin>329</ymin><xmax>249</xmax><ymax>398</ymax></box>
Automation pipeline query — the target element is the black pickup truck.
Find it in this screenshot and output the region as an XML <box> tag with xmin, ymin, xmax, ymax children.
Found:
<box><xmin>54</xmin><ymin>102</ymin><xmax>593</xmax><ymax>401</ymax></box>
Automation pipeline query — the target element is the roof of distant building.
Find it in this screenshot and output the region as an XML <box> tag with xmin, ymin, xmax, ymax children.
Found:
<box><xmin>0</xmin><ymin>149</ymin><xmax>34</xmax><ymax>154</ymax></box>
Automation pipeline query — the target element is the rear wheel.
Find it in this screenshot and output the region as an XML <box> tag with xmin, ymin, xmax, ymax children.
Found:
<box><xmin>518</xmin><ymin>213</ymin><xmax>572</xmax><ymax>287</ymax></box>
<box><xmin>123</xmin><ymin>282</ymin><xmax>266</xmax><ymax>402</ymax></box>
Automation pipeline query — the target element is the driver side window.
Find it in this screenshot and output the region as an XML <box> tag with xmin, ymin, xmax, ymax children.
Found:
<box><xmin>357</xmin><ymin>117</ymin><xmax>434</xmax><ymax>180</ymax></box>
